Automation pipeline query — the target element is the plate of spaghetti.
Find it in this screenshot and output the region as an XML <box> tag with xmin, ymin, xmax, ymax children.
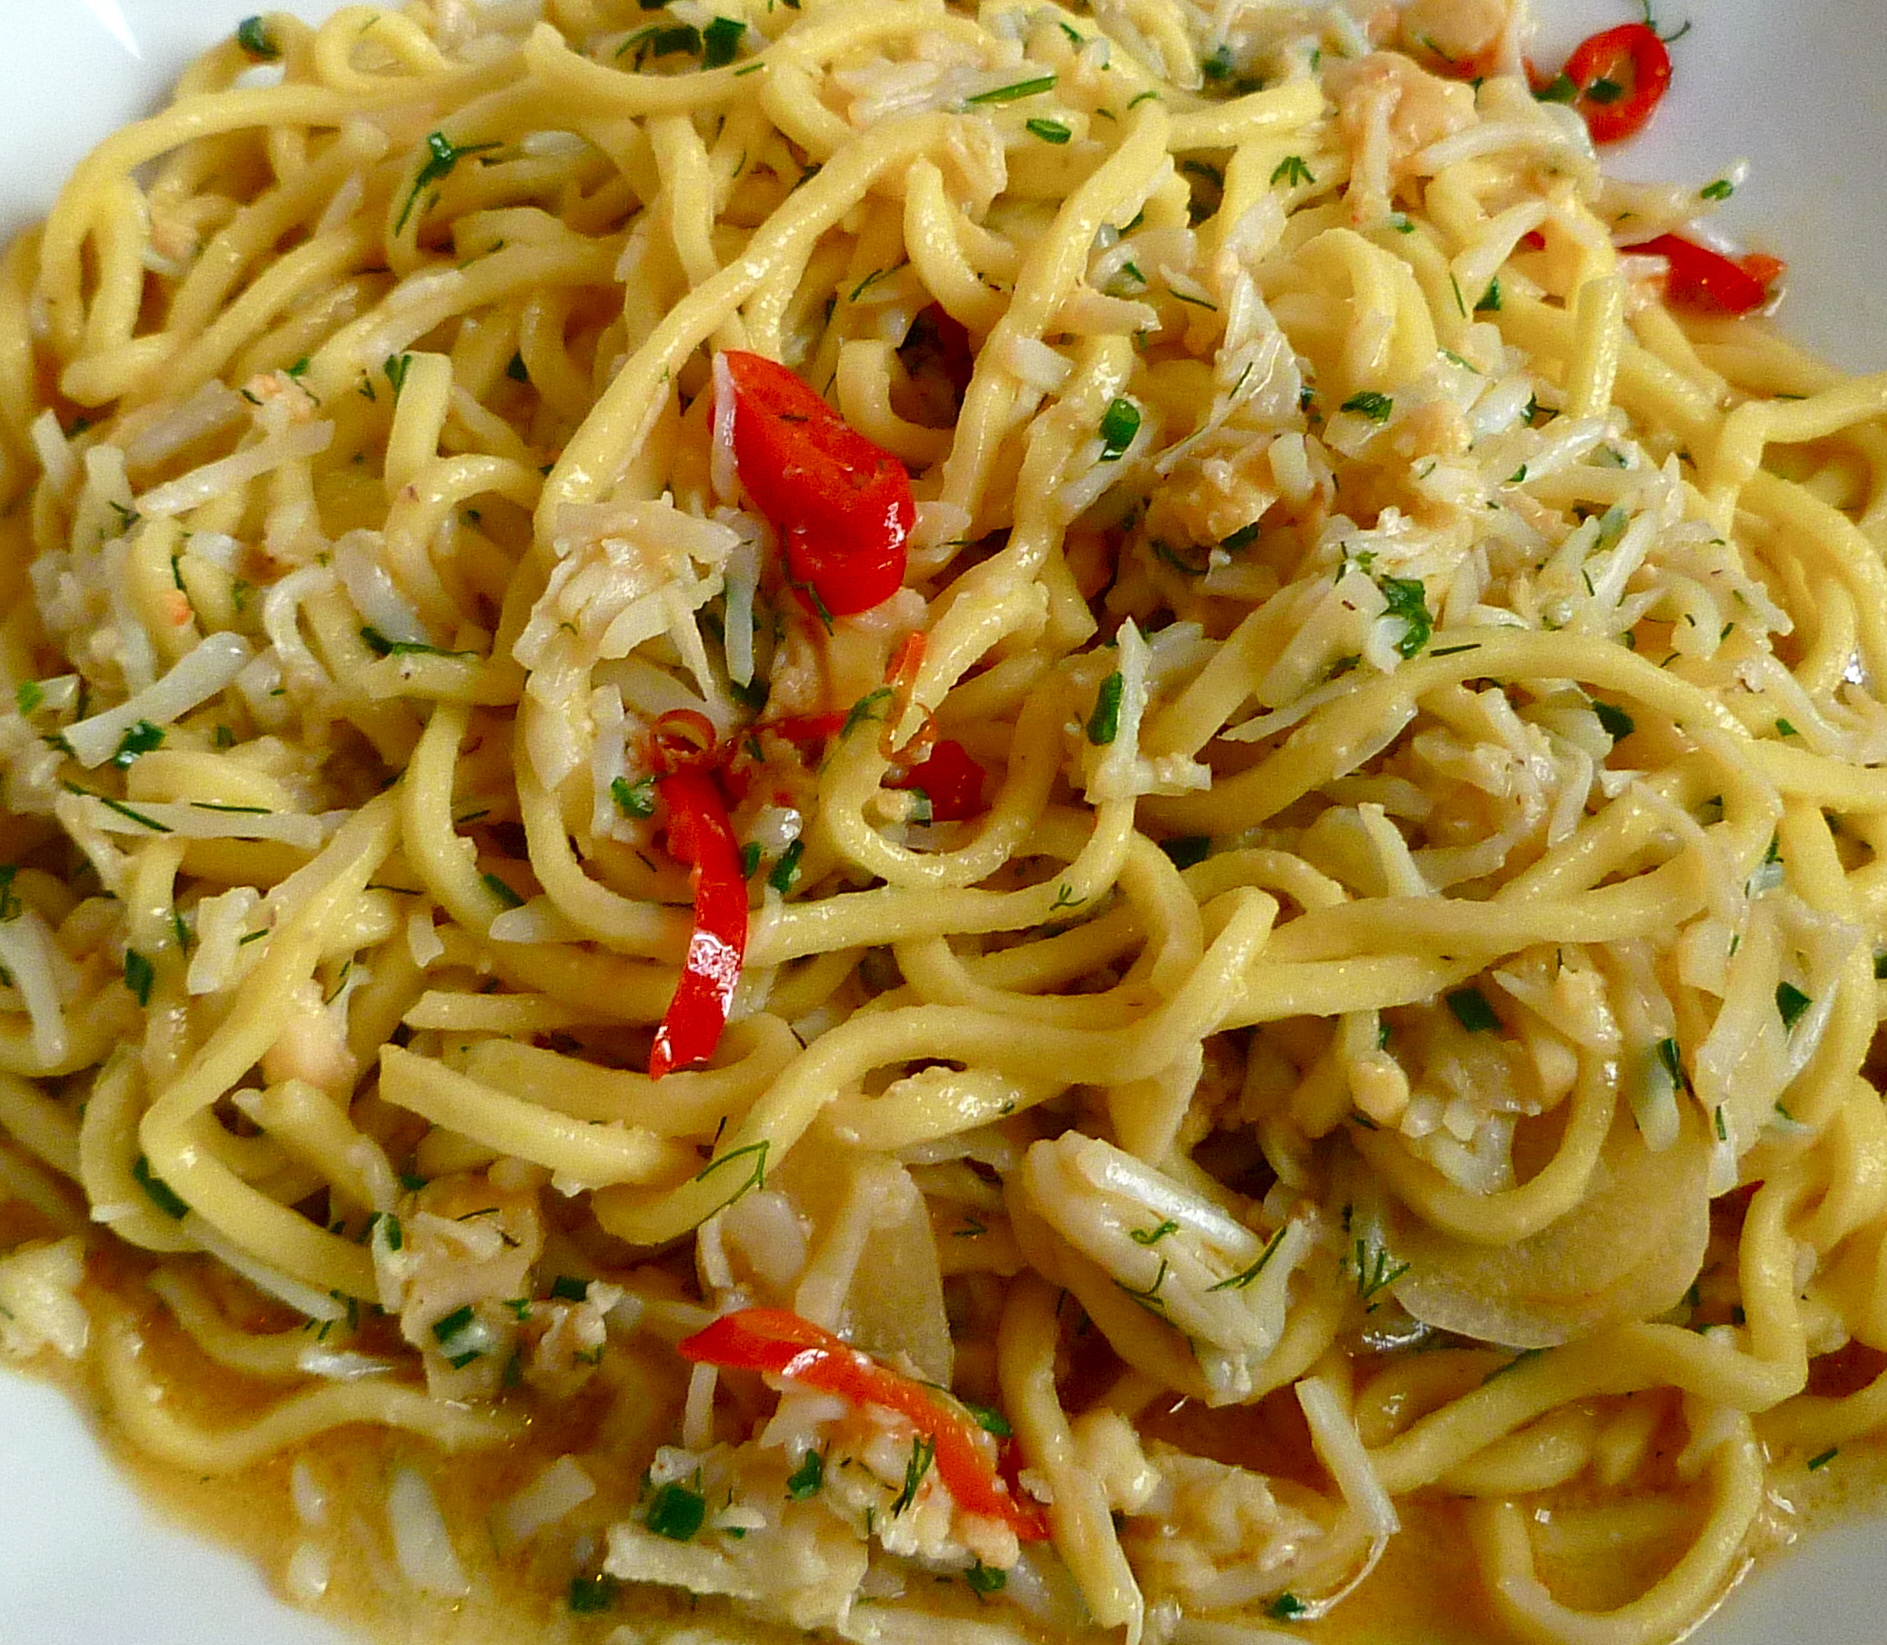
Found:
<box><xmin>4</xmin><ymin>2</ymin><xmax>1887</xmax><ymax>1643</ymax></box>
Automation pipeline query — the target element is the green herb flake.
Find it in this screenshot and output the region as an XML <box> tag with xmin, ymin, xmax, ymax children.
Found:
<box><xmin>1130</xmin><ymin>1218</ymin><xmax>1179</xmax><ymax>1246</ymax></box>
<box><xmin>1097</xmin><ymin>397</ymin><xmax>1141</xmax><ymax>461</ymax></box>
<box><xmin>431</xmin><ymin>1304</ymin><xmax>478</xmax><ymax>1346</ymax></box>
<box><xmin>1808</xmin><ymin>1446</ymin><xmax>1839</xmax><ymax>1472</ymax></box>
<box><xmin>236</xmin><ymin>15</ymin><xmax>279</xmax><ymax>60</ymax></box>
<box><xmin>397</xmin><ymin>131</ymin><xmax>503</xmax><ymax>235</ymax></box>
<box><xmin>1585</xmin><ymin>75</ymin><xmax>1625</xmax><ymax>104</ymax></box>
<box><xmin>611</xmin><ymin>774</ymin><xmax>656</xmax><ymax>819</ymax></box>
<box><xmin>966</xmin><ymin>1562</ymin><xmax>1007</xmax><ymax>1595</ymax></box>
<box><xmin>965</xmin><ymin>1402</ymin><xmax>1012</xmax><ymax>1438</ymax></box>
<box><xmin>123</xmin><ymin>949</ymin><xmax>156</xmax><ymax>1007</ymax></box>
<box><xmin>1447</xmin><ymin>986</ymin><xmax>1499</xmax><ymax>1033</ymax></box>
<box><xmin>1593</xmin><ymin>700</ymin><xmax>1636</xmax><ymax>740</ymax></box>
<box><xmin>1271</xmin><ymin>154</ymin><xmax>1315</xmax><ymax>188</ymax></box>
<box><xmin>567</xmin><ymin>1575</ymin><xmax>618</xmax><ymax>1614</ymax></box>
<box><xmin>1776</xmin><ymin>718</ymin><xmax>1798</xmax><ymax>738</ymax></box>
<box><xmin>645</xmin><ymin>1480</ymin><xmax>707</xmax><ymax>1540</ymax></box>
<box><xmin>111</xmin><ymin>720</ymin><xmax>165</xmax><ymax>769</ymax></box>
<box><xmin>1026</xmin><ymin>117</ymin><xmax>1072</xmax><ymax>144</ymax></box>
<box><xmin>133</xmin><ymin>1153</ymin><xmax>189</xmax><ymax>1219</ymax></box>
<box><xmin>1221</xmin><ymin>521</ymin><xmax>1262</xmax><ymax>551</ymax></box>
<box><xmin>1379</xmin><ymin>575</ymin><xmax>1433</xmax><ymax>659</ymax></box>
<box><xmin>786</xmin><ymin>1449</ymin><xmax>824</xmax><ymax>1500</ymax></box>
<box><xmin>1341</xmin><ymin>390</ymin><xmax>1393</xmax><ymax>423</ymax></box>
<box><xmin>1087</xmin><ymin>671</ymin><xmax>1124</xmax><ymax>745</ymax></box>
<box><xmin>739</xmin><ymin>841</ymin><xmax>762</xmax><ymax>880</ymax></box>
<box><xmin>14</xmin><ymin>681</ymin><xmax>43</xmax><ymax>716</ymax></box>
<box><xmin>701</xmin><ymin>15</ymin><xmax>745</xmax><ymax>67</ymax></box>
<box><xmin>768</xmin><ymin>838</ymin><xmax>805</xmax><ymax>894</ymax></box>
<box><xmin>1776</xmin><ymin>981</ymin><xmax>1811</xmax><ymax>1030</ymax></box>
<box><xmin>1266</xmin><ymin>1592</ymin><xmax>1308</xmax><ymax>1622</ymax></box>
<box><xmin>1536</xmin><ymin>70</ymin><xmax>1577</xmax><ymax>103</ymax></box>
<box><xmin>550</xmin><ymin>1274</ymin><xmax>589</xmax><ymax>1302</ymax></box>
<box><xmin>1701</xmin><ymin>178</ymin><xmax>1736</xmax><ymax>202</ymax></box>
<box><xmin>1475</xmin><ymin>277</ymin><xmax>1503</xmax><ymax>313</ymax></box>
<box><xmin>964</xmin><ymin>74</ymin><xmax>1057</xmax><ymax>106</ymax></box>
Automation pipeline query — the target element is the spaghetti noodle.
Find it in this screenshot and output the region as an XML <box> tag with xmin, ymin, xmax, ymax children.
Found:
<box><xmin>1</xmin><ymin>2</ymin><xmax>1885</xmax><ymax>1642</ymax></box>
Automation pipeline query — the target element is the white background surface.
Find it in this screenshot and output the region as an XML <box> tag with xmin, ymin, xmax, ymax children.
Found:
<box><xmin>3</xmin><ymin>2</ymin><xmax>1887</xmax><ymax>1642</ymax></box>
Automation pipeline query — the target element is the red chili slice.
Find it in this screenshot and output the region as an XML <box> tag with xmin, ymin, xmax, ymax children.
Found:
<box><xmin>678</xmin><ymin>1307</ymin><xmax>1050</xmax><ymax>1540</ymax></box>
<box><xmin>1557</xmin><ymin>22</ymin><xmax>1673</xmax><ymax>144</ymax></box>
<box><xmin>648</xmin><ymin>768</ymin><xmax>747</xmax><ymax>1079</ymax></box>
<box><xmin>1638</xmin><ymin>233</ymin><xmax>1783</xmax><ymax>315</ymax></box>
<box><xmin>719</xmin><ymin>350</ymin><xmax>913</xmax><ymax>619</ymax></box>
<box><xmin>889</xmin><ymin>738</ymin><xmax>987</xmax><ymax>821</ymax></box>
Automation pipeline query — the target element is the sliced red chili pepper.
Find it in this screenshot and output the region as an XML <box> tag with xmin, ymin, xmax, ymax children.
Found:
<box><xmin>719</xmin><ymin>351</ymin><xmax>913</xmax><ymax>620</ymax></box>
<box><xmin>889</xmin><ymin>738</ymin><xmax>987</xmax><ymax>821</ymax></box>
<box><xmin>648</xmin><ymin>768</ymin><xmax>747</xmax><ymax>1079</ymax></box>
<box><xmin>678</xmin><ymin>1307</ymin><xmax>1050</xmax><ymax>1540</ymax></box>
<box><xmin>763</xmin><ymin>712</ymin><xmax>847</xmax><ymax>745</ymax></box>
<box><xmin>1556</xmin><ymin>23</ymin><xmax>1672</xmax><ymax>144</ymax></box>
<box><xmin>1638</xmin><ymin>233</ymin><xmax>1782</xmax><ymax>316</ymax></box>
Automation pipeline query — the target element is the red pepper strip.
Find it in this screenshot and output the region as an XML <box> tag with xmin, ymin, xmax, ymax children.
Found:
<box><xmin>1639</xmin><ymin>233</ymin><xmax>1782</xmax><ymax>316</ymax></box>
<box><xmin>889</xmin><ymin>738</ymin><xmax>987</xmax><ymax>821</ymax></box>
<box><xmin>763</xmin><ymin>711</ymin><xmax>847</xmax><ymax>745</ymax></box>
<box><xmin>648</xmin><ymin>769</ymin><xmax>747</xmax><ymax>1078</ymax></box>
<box><xmin>1559</xmin><ymin>23</ymin><xmax>1672</xmax><ymax>144</ymax></box>
<box><xmin>720</xmin><ymin>350</ymin><xmax>914</xmax><ymax>619</ymax></box>
<box><xmin>678</xmin><ymin>1307</ymin><xmax>1050</xmax><ymax>1540</ymax></box>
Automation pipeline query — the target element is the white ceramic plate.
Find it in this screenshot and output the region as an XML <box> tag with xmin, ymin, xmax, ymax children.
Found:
<box><xmin>3</xmin><ymin>3</ymin><xmax>1886</xmax><ymax>1642</ymax></box>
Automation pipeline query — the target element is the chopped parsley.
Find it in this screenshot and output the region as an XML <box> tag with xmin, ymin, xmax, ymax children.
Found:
<box><xmin>1130</xmin><ymin>1219</ymin><xmax>1179</xmax><ymax>1246</ymax></box>
<box><xmin>966</xmin><ymin>1562</ymin><xmax>1007</xmax><ymax>1595</ymax></box>
<box><xmin>396</xmin><ymin>131</ymin><xmax>504</xmax><ymax>235</ymax></box>
<box><xmin>645</xmin><ymin>1480</ymin><xmax>707</xmax><ymax>1541</ymax></box>
<box><xmin>700</xmin><ymin>15</ymin><xmax>745</xmax><ymax>68</ymax></box>
<box><xmin>1271</xmin><ymin>154</ymin><xmax>1315</xmax><ymax>188</ymax></box>
<box><xmin>611</xmin><ymin>775</ymin><xmax>656</xmax><ymax>818</ymax></box>
<box><xmin>768</xmin><ymin>838</ymin><xmax>805</xmax><ymax>894</ymax></box>
<box><xmin>359</xmin><ymin>627</ymin><xmax>477</xmax><ymax>660</ymax></box>
<box><xmin>123</xmin><ymin>949</ymin><xmax>156</xmax><ymax>1007</ymax></box>
<box><xmin>1475</xmin><ymin>277</ymin><xmax>1503</xmax><ymax>313</ymax></box>
<box><xmin>1026</xmin><ymin>117</ymin><xmax>1072</xmax><ymax>144</ymax></box>
<box><xmin>1341</xmin><ymin>391</ymin><xmax>1393</xmax><ymax>424</ymax></box>
<box><xmin>1775</xmin><ymin>982</ymin><xmax>1811</xmax><ymax>1030</ymax></box>
<box><xmin>965</xmin><ymin>1402</ymin><xmax>1012</xmax><ymax>1438</ymax></box>
<box><xmin>1808</xmin><ymin>1447</ymin><xmax>1839</xmax><ymax>1472</ymax></box>
<box><xmin>1447</xmin><ymin>986</ymin><xmax>1499</xmax><ymax>1032</ymax></box>
<box><xmin>1086</xmin><ymin>671</ymin><xmax>1124</xmax><ymax>745</ymax></box>
<box><xmin>550</xmin><ymin>1275</ymin><xmax>589</xmax><ymax>1302</ymax></box>
<box><xmin>1266</xmin><ymin>1592</ymin><xmax>1308</xmax><ymax>1622</ymax></box>
<box><xmin>1379</xmin><ymin>575</ymin><xmax>1433</xmax><ymax>658</ymax></box>
<box><xmin>1701</xmin><ymin>177</ymin><xmax>1736</xmax><ymax>202</ymax></box>
<box><xmin>14</xmin><ymin>681</ymin><xmax>42</xmax><ymax>716</ymax></box>
<box><xmin>786</xmin><ymin>1448</ymin><xmax>824</xmax><ymax>1500</ymax></box>
<box><xmin>111</xmin><ymin>720</ymin><xmax>165</xmax><ymax>768</ymax></box>
<box><xmin>383</xmin><ymin>353</ymin><xmax>413</xmax><ymax>397</ymax></box>
<box><xmin>236</xmin><ymin>15</ymin><xmax>279</xmax><ymax>60</ymax></box>
<box><xmin>567</xmin><ymin>1575</ymin><xmax>618</xmax><ymax>1614</ymax></box>
<box><xmin>1097</xmin><ymin>397</ymin><xmax>1140</xmax><ymax>461</ymax></box>
<box><xmin>1593</xmin><ymin>700</ymin><xmax>1636</xmax><ymax>740</ymax></box>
